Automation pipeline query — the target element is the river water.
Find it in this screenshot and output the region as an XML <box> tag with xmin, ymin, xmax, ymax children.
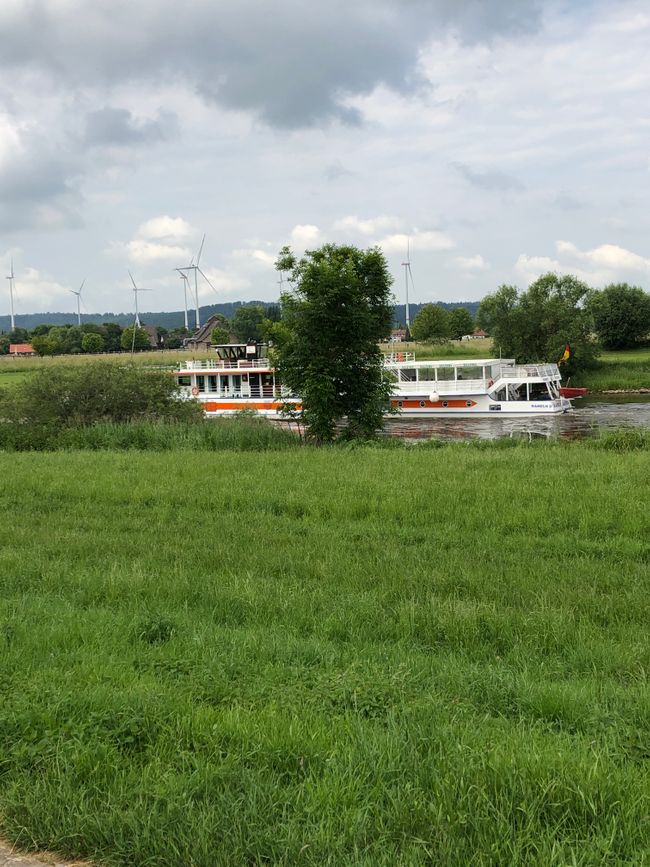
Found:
<box><xmin>383</xmin><ymin>394</ymin><xmax>650</xmax><ymax>442</ymax></box>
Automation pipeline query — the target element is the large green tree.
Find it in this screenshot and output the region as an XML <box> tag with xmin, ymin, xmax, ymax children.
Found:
<box><xmin>410</xmin><ymin>304</ymin><xmax>451</xmax><ymax>343</ymax></box>
<box><xmin>448</xmin><ymin>307</ymin><xmax>475</xmax><ymax>340</ymax></box>
<box><xmin>478</xmin><ymin>273</ymin><xmax>598</xmax><ymax>374</ymax></box>
<box><xmin>121</xmin><ymin>326</ymin><xmax>152</xmax><ymax>352</ymax></box>
<box><xmin>272</xmin><ymin>243</ymin><xmax>394</xmax><ymax>442</ymax></box>
<box><xmin>589</xmin><ymin>283</ymin><xmax>650</xmax><ymax>349</ymax></box>
<box><xmin>231</xmin><ymin>305</ymin><xmax>267</xmax><ymax>343</ymax></box>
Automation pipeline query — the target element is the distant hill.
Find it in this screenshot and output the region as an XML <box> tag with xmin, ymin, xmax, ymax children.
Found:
<box><xmin>1</xmin><ymin>299</ymin><xmax>480</xmax><ymax>333</ymax></box>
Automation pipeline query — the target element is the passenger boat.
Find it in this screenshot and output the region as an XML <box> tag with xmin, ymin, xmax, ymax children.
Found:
<box><xmin>174</xmin><ymin>344</ymin><xmax>572</xmax><ymax>417</ymax></box>
<box><xmin>174</xmin><ymin>342</ymin><xmax>298</xmax><ymax>418</ymax></box>
<box><xmin>384</xmin><ymin>352</ymin><xmax>572</xmax><ymax>415</ymax></box>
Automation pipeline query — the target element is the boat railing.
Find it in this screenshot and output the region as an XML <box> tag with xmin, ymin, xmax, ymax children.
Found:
<box><xmin>497</xmin><ymin>363</ymin><xmax>559</xmax><ymax>379</ymax></box>
<box><xmin>383</xmin><ymin>351</ymin><xmax>416</xmax><ymax>364</ymax></box>
<box><xmin>182</xmin><ymin>358</ymin><xmax>271</xmax><ymax>370</ymax></box>
<box><xmin>394</xmin><ymin>378</ymin><xmax>487</xmax><ymax>394</ymax></box>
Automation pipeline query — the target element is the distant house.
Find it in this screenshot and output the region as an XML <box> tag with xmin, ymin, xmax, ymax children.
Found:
<box><xmin>141</xmin><ymin>325</ymin><xmax>162</xmax><ymax>349</ymax></box>
<box><xmin>184</xmin><ymin>315</ymin><xmax>231</xmax><ymax>351</ymax></box>
<box><xmin>461</xmin><ymin>329</ymin><xmax>488</xmax><ymax>341</ymax></box>
<box><xmin>9</xmin><ymin>343</ymin><xmax>35</xmax><ymax>356</ymax></box>
<box><xmin>389</xmin><ymin>328</ymin><xmax>408</xmax><ymax>343</ymax></box>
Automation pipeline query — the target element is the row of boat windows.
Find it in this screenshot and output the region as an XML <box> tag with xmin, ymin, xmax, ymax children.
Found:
<box><xmin>396</xmin><ymin>400</ymin><xmax>474</xmax><ymax>408</ymax></box>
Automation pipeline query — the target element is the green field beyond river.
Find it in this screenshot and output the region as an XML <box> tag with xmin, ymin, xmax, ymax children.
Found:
<box><xmin>1</xmin><ymin>445</ymin><xmax>649</xmax><ymax>865</ymax></box>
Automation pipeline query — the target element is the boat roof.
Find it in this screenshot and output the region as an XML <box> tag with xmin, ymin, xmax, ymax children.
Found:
<box><xmin>385</xmin><ymin>357</ymin><xmax>515</xmax><ymax>367</ymax></box>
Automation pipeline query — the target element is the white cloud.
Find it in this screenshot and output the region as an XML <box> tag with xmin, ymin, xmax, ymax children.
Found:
<box><xmin>453</xmin><ymin>254</ymin><xmax>488</xmax><ymax>271</ymax></box>
<box><xmin>515</xmin><ymin>240</ymin><xmax>650</xmax><ymax>287</ymax></box>
<box><xmin>290</xmin><ymin>224</ymin><xmax>320</xmax><ymax>249</ymax></box>
<box><xmin>136</xmin><ymin>215</ymin><xmax>197</xmax><ymax>243</ymax></box>
<box><xmin>110</xmin><ymin>239</ymin><xmax>191</xmax><ymax>266</ymax></box>
<box><xmin>333</xmin><ymin>215</ymin><xmax>403</xmax><ymax>236</ymax></box>
<box><xmin>232</xmin><ymin>247</ymin><xmax>276</xmax><ymax>267</ymax></box>
<box><xmin>378</xmin><ymin>231</ymin><xmax>454</xmax><ymax>254</ymax></box>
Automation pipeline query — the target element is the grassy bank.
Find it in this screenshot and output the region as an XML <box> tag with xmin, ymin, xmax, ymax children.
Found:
<box><xmin>573</xmin><ymin>347</ymin><xmax>650</xmax><ymax>391</ymax></box>
<box><xmin>1</xmin><ymin>443</ymin><xmax>649</xmax><ymax>865</ymax></box>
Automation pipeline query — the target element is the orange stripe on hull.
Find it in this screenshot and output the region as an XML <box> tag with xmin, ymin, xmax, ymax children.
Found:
<box><xmin>391</xmin><ymin>399</ymin><xmax>477</xmax><ymax>409</ymax></box>
<box><xmin>203</xmin><ymin>401</ymin><xmax>301</xmax><ymax>412</ymax></box>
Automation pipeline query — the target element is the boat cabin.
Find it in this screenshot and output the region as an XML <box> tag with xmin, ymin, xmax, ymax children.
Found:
<box><xmin>175</xmin><ymin>342</ymin><xmax>281</xmax><ymax>399</ymax></box>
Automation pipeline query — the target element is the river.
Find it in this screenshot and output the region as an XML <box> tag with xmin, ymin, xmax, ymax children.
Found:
<box><xmin>383</xmin><ymin>394</ymin><xmax>650</xmax><ymax>442</ymax></box>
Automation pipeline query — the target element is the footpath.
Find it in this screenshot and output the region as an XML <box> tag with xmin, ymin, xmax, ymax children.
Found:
<box><xmin>0</xmin><ymin>841</ymin><xmax>89</xmax><ymax>867</ymax></box>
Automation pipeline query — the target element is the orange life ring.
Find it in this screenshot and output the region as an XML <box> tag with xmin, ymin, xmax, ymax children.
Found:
<box><xmin>191</xmin><ymin>386</ymin><xmax>200</xmax><ymax>396</ymax></box>
<box><xmin>396</xmin><ymin>352</ymin><xmax>405</xmax><ymax>362</ymax></box>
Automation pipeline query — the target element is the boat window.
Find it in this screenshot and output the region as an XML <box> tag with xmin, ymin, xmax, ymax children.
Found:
<box><xmin>220</xmin><ymin>375</ymin><xmax>229</xmax><ymax>392</ymax></box>
<box><xmin>208</xmin><ymin>375</ymin><xmax>218</xmax><ymax>392</ymax></box>
<box><xmin>177</xmin><ymin>375</ymin><xmax>191</xmax><ymax>386</ymax></box>
<box><xmin>418</xmin><ymin>367</ymin><xmax>437</xmax><ymax>381</ymax></box>
<box><xmin>232</xmin><ymin>375</ymin><xmax>241</xmax><ymax>390</ymax></box>
<box><xmin>196</xmin><ymin>375</ymin><xmax>205</xmax><ymax>392</ymax></box>
<box><xmin>529</xmin><ymin>384</ymin><xmax>551</xmax><ymax>400</ymax></box>
<box><xmin>458</xmin><ymin>366</ymin><xmax>482</xmax><ymax>380</ymax></box>
<box><xmin>442</xmin><ymin>400</ymin><xmax>449</xmax><ymax>407</ymax></box>
<box><xmin>401</xmin><ymin>368</ymin><xmax>417</xmax><ymax>381</ymax></box>
<box><xmin>436</xmin><ymin>367</ymin><xmax>455</xmax><ymax>381</ymax></box>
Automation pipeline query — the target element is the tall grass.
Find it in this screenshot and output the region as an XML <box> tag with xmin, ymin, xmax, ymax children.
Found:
<box><xmin>574</xmin><ymin>347</ymin><xmax>650</xmax><ymax>391</ymax></box>
<box><xmin>1</xmin><ymin>444</ymin><xmax>649</xmax><ymax>864</ymax></box>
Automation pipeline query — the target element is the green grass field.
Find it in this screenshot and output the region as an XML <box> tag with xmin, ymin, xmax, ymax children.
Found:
<box><xmin>1</xmin><ymin>442</ymin><xmax>649</xmax><ymax>865</ymax></box>
<box><xmin>574</xmin><ymin>347</ymin><xmax>650</xmax><ymax>391</ymax></box>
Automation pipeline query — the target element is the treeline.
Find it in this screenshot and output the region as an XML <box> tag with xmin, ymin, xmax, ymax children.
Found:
<box><xmin>0</xmin><ymin>322</ymin><xmax>192</xmax><ymax>356</ymax></box>
<box><xmin>409</xmin><ymin>277</ymin><xmax>650</xmax><ymax>374</ymax></box>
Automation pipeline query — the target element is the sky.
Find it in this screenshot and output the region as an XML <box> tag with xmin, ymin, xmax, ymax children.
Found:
<box><xmin>1</xmin><ymin>0</ymin><xmax>650</xmax><ymax>319</ymax></box>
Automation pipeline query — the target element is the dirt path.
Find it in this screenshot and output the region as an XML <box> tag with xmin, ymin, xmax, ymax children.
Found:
<box><xmin>0</xmin><ymin>841</ymin><xmax>90</xmax><ymax>867</ymax></box>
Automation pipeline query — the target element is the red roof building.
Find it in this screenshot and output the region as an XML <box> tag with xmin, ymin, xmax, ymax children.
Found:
<box><xmin>9</xmin><ymin>343</ymin><xmax>35</xmax><ymax>355</ymax></box>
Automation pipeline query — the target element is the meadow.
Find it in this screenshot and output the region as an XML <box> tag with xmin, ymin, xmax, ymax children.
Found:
<box><xmin>1</xmin><ymin>440</ymin><xmax>649</xmax><ymax>865</ymax></box>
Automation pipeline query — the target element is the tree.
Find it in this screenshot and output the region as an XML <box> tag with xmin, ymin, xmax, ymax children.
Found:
<box><xmin>448</xmin><ymin>307</ymin><xmax>475</xmax><ymax>340</ymax></box>
<box><xmin>478</xmin><ymin>273</ymin><xmax>598</xmax><ymax>374</ymax></box>
<box><xmin>410</xmin><ymin>304</ymin><xmax>451</xmax><ymax>343</ymax></box>
<box><xmin>31</xmin><ymin>335</ymin><xmax>59</xmax><ymax>356</ymax></box>
<box><xmin>210</xmin><ymin>327</ymin><xmax>231</xmax><ymax>345</ymax></box>
<box><xmin>231</xmin><ymin>305</ymin><xmax>267</xmax><ymax>343</ymax></box>
<box><xmin>120</xmin><ymin>326</ymin><xmax>151</xmax><ymax>352</ymax></box>
<box><xmin>272</xmin><ymin>243</ymin><xmax>394</xmax><ymax>442</ymax></box>
<box><xmin>81</xmin><ymin>332</ymin><xmax>105</xmax><ymax>353</ymax></box>
<box><xmin>102</xmin><ymin>322</ymin><xmax>123</xmax><ymax>352</ymax></box>
<box><xmin>588</xmin><ymin>283</ymin><xmax>650</xmax><ymax>349</ymax></box>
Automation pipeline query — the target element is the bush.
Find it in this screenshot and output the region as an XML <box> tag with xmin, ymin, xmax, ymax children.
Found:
<box><xmin>0</xmin><ymin>363</ymin><xmax>202</xmax><ymax>434</ymax></box>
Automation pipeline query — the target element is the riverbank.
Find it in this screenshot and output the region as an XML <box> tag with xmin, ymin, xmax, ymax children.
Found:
<box><xmin>1</xmin><ymin>442</ymin><xmax>649</xmax><ymax>865</ymax></box>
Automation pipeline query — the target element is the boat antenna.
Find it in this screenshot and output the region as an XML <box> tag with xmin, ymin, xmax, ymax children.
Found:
<box><xmin>69</xmin><ymin>279</ymin><xmax>85</xmax><ymax>327</ymax></box>
<box><xmin>5</xmin><ymin>259</ymin><xmax>16</xmax><ymax>331</ymax></box>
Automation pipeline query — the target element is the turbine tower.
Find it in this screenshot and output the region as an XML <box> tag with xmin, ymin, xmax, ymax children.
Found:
<box><xmin>5</xmin><ymin>259</ymin><xmax>16</xmax><ymax>331</ymax></box>
<box><xmin>401</xmin><ymin>238</ymin><xmax>414</xmax><ymax>332</ymax></box>
<box><xmin>128</xmin><ymin>271</ymin><xmax>151</xmax><ymax>329</ymax></box>
<box><xmin>69</xmin><ymin>279</ymin><xmax>85</xmax><ymax>327</ymax></box>
<box><xmin>174</xmin><ymin>234</ymin><xmax>218</xmax><ymax>331</ymax></box>
<box><xmin>178</xmin><ymin>271</ymin><xmax>190</xmax><ymax>330</ymax></box>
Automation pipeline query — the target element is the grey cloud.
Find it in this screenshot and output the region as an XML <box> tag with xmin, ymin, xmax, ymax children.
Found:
<box><xmin>554</xmin><ymin>192</ymin><xmax>586</xmax><ymax>211</ymax></box>
<box><xmin>454</xmin><ymin>163</ymin><xmax>524</xmax><ymax>192</ymax></box>
<box><xmin>0</xmin><ymin>0</ymin><xmax>543</xmax><ymax>129</ymax></box>
<box><xmin>84</xmin><ymin>107</ymin><xmax>176</xmax><ymax>147</ymax></box>
<box><xmin>324</xmin><ymin>161</ymin><xmax>354</xmax><ymax>182</ymax></box>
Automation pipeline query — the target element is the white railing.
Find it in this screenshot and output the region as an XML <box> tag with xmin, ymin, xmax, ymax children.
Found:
<box><xmin>497</xmin><ymin>363</ymin><xmax>559</xmax><ymax>379</ymax></box>
<box><xmin>182</xmin><ymin>358</ymin><xmax>271</xmax><ymax>370</ymax></box>
<box><xmin>393</xmin><ymin>378</ymin><xmax>487</xmax><ymax>394</ymax></box>
<box><xmin>383</xmin><ymin>351</ymin><xmax>416</xmax><ymax>363</ymax></box>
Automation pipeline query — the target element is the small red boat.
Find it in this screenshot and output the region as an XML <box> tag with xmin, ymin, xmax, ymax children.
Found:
<box><xmin>559</xmin><ymin>386</ymin><xmax>588</xmax><ymax>399</ymax></box>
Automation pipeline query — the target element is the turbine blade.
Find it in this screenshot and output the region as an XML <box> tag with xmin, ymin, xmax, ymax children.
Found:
<box><xmin>195</xmin><ymin>234</ymin><xmax>206</xmax><ymax>267</ymax></box>
<box><xmin>128</xmin><ymin>270</ymin><xmax>138</xmax><ymax>291</ymax></box>
<box><xmin>78</xmin><ymin>279</ymin><xmax>85</xmax><ymax>294</ymax></box>
<box><xmin>198</xmin><ymin>267</ymin><xmax>218</xmax><ymax>294</ymax></box>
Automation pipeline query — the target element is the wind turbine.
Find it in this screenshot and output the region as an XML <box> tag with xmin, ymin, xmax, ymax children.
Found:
<box><xmin>128</xmin><ymin>271</ymin><xmax>152</xmax><ymax>329</ymax></box>
<box><xmin>401</xmin><ymin>238</ymin><xmax>415</xmax><ymax>333</ymax></box>
<box><xmin>174</xmin><ymin>234</ymin><xmax>218</xmax><ymax>330</ymax></box>
<box><xmin>5</xmin><ymin>259</ymin><xmax>16</xmax><ymax>331</ymax></box>
<box><xmin>69</xmin><ymin>279</ymin><xmax>85</xmax><ymax>327</ymax></box>
<box><xmin>178</xmin><ymin>271</ymin><xmax>190</xmax><ymax>330</ymax></box>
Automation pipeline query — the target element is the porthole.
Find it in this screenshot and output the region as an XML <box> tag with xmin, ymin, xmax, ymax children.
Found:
<box><xmin>466</xmin><ymin>400</ymin><xmax>472</xmax><ymax>407</ymax></box>
<box><xmin>419</xmin><ymin>400</ymin><xmax>425</xmax><ymax>407</ymax></box>
<box><xmin>398</xmin><ymin>401</ymin><xmax>403</xmax><ymax>408</ymax></box>
<box><xmin>442</xmin><ymin>400</ymin><xmax>448</xmax><ymax>407</ymax></box>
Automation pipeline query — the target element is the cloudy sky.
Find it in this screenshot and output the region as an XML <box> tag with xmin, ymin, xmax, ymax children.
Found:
<box><xmin>1</xmin><ymin>0</ymin><xmax>650</xmax><ymax>319</ymax></box>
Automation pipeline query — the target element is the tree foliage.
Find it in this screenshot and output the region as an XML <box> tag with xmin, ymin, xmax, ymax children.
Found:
<box><xmin>448</xmin><ymin>307</ymin><xmax>475</xmax><ymax>340</ymax></box>
<box><xmin>231</xmin><ymin>305</ymin><xmax>267</xmax><ymax>343</ymax></box>
<box><xmin>588</xmin><ymin>283</ymin><xmax>650</xmax><ymax>349</ymax></box>
<box><xmin>120</xmin><ymin>326</ymin><xmax>152</xmax><ymax>352</ymax></box>
<box><xmin>272</xmin><ymin>243</ymin><xmax>394</xmax><ymax>442</ymax></box>
<box><xmin>478</xmin><ymin>273</ymin><xmax>598</xmax><ymax>374</ymax></box>
<box><xmin>410</xmin><ymin>304</ymin><xmax>451</xmax><ymax>343</ymax></box>
<box><xmin>81</xmin><ymin>332</ymin><xmax>105</xmax><ymax>353</ymax></box>
<box><xmin>0</xmin><ymin>363</ymin><xmax>202</xmax><ymax>431</ymax></box>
